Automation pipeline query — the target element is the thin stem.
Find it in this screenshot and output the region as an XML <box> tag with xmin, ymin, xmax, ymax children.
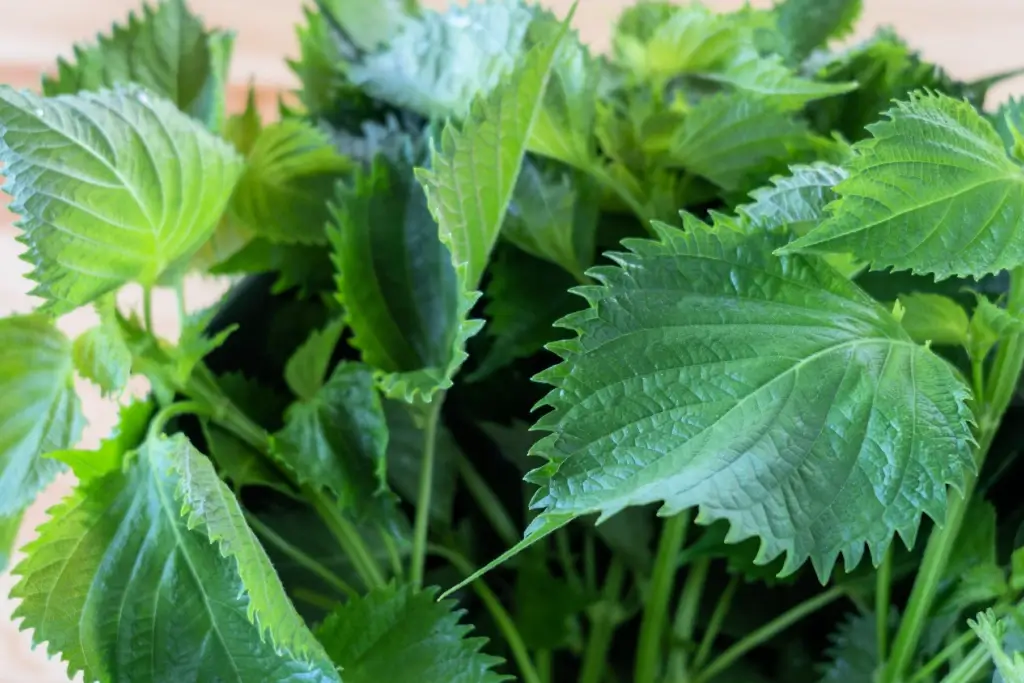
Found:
<box><xmin>244</xmin><ymin>510</ymin><xmax>358</xmax><ymax>600</ymax></box>
<box><xmin>939</xmin><ymin>643</ymin><xmax>991</xmax><ymax>683</ymax></box>
<box><xmin>537</xmin><ymin>650</ymin><xmax>552</xmax><ymax>683</ymax></box>
<box><xmin>579</xmin><ymin>558</ymin><xmax>627</xmax><ymax>683</ymax></box>
<box><xmin>556</xmin><ymin>531</ymin><xmax>585</xmax><ymax>594</ymax></box>
<box><xmin>971</xmin><ymin>357</ymin><xmax>986</xmax><ymax>406</ymax></box>
<box><xmin>635</xmin><ymin>512</ymin><xmax>691</xmax><ymax>683</ymax></box>
<box><xmin>411</xmin><ymin>396</ymin><xmax>444</xmax><ymax>589</ymax></box>
<box><xmin>694</xmin><ymin>585</ymin><xmax>846</xmax><ymax>683</ymax></box>
<box><xmin>143</xmin><ymin>284</ymin><xmax>155</xmax><ymax>333</ymax></box>
<box><xmin>308</xmin><ymin>488</ymin><xmax>386</xmax><ymax>591</ymax></box>
<box><xmin>667</xmin><ymin>557</ymin><xmax>711</xmax><ymax>681</ymax></box>
<box><xmin>147</xmin><ymin>401</ymin><xmax>209</xmax><ymax>441</ymax></box>
<box><xmin>292</xmin><ymin>588</ymin><xmax>341</xmax><ymax>611</ymax></box>
<box><xmin>909</xmin><ymin>630</ymin><xmax>977</xmax><ymax>683</ymax></box>
<box><xmin>876</xmin><ymin>546</ymin><xmax>893</xmax><ymax>664</ymax></box>
<box><xmin>584</xmin><ymin>532</ymin><xmax>597</xmax><ymax>593</ymax></box>
<box><xmin>379</xmin><ymin>525</ymin><xmax>405</xmax><ymax>580</ymax></box>
<box><xmin>456</xmin><ymin>451</ymin><xmax>519</xmax><ymax>548</ymax></box>
<box><xmin>692</xmin><ymin>575</ymin><xmax>740</xmax><ymax>671</ymax></box>
<box><xmin>430</xmin><ymin>544</ymin><xmax>543</xmax><ymax>683</ymax></box>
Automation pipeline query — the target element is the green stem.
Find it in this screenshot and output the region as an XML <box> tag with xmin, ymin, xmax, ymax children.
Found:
<box><xmin>584</xmin><ymin>532</ymin><xmax>597</xmax><ymax>593</ymax></box>
<box><xmin>174</xmin><ymin>278</ymin><xmax>187</xmax><ymax>324</ymax></box>
<box><xmin>877</xmin><ymin>546</ymin><xmax>893</xmax><ymax>664</ymax></box>
<box><xmin>379</xmin><ymin>525</ymin><xmax>405</xmax><ymax>580</ymax></box>
<box><xmin>411</xmin><ymin>396</ymin><xmax>444</xmax><ymax>589</ymax></box>
<box><xmin>537</xmin><ymin>650</ymin><xmax>552</xmax><ymax>683</ymax></box>
<box><xmin>244</xmin><ymin>510</ymin><xmax>358</xmax><ymax>600</ymax></box>
<box><xmin>143</xmin><ymin>284</ymin><xmax>155</xmax><ymax>333</ymax></box>
<box><xmin>694</xmin><ymin>585</ymin><xmax>846</xmax><ymax>683</ymax></box>
<box><xmin>456</xmin><ymin>452</ymin><xmax>519</xmax><ymax>548</ymax></box>
<box><xmin>430</xmin><ymin>544</ymin><xmax>543</xmax><ymax>683</ymax></box>
<box><xmin>556</xmin><ymin>531</ymin><xmax>585</xmax><ymax>594</ymax></box>
<box><xmin>292</xmin><ymin>588</ymin><xmax>341</xmax><ymax>611</ymax></box>
<box><xmin>667</xmin><ymin>557</ymin><xmax>711</xmax><ymax>681</ymax></box>
<box><xmin>579</xmin><ymin>558</ymin><xmax>627</xmax><ymax>683</ymax></box>
<box><xmin>147</xmin><ymin>401</ymin><xmax>209</xmax><ymax>441</ymax></box>
<box><xmin>909</xmin><ymin>630</ymin><xmax>977</xmax><ymax>683</ymax></box>
<box><xmin>940</xmin><ymin>643</ymin><xmax>991</xmax><ymax>683</ymax></box>
<box><xmin>886</xmin><ymin>267</ymin><xmax>1024</xmax><ymax>682</ymax></box>
<box><xmin>692</xmin><ymin>575</ymin><xmax>739</xmax><ymax>671</ymax></box>
<box><xmin>308</xmin><ymin>487</ymin><xmax>386</xmax><ymax>591</ymax></box>
<box><xmin>635</xmin><ymin>513</ymin><xmax>691</xmax><ymax>683</ymax></box>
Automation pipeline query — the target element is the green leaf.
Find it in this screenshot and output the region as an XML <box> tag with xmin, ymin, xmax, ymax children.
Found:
<box><xmin>528</xmin><ymin>219</ymin><xmax>974</xmax><ymax>579</ymax></box>
<box><xmin>738</xmin><ymin>162</ymin><xmax>847</xmax><ymax>233</ymax></box>
<box><xmin>1013</xmin><ymin>547</ymin><xmax>1024</xmax><ymax>592</ymax></box>
<box><xmin>670</xmin><ymin>93</ymin><xmax>810</xmax><ymax>191</ymax></box>
<box><xmin>230</xmin><ymin>120</ymin><xmax>351</xmax><ymax>245</ymax></box>
<box><xmin>72</xmin><ymin>295</ymin><xmax>132</xmax><ymax>396</ymax></box>
<box><xmin>515</xmin><ymin>561</ymin><xmax>589</xmax><ymax>650</ymax></box>
<box><xmin>384</xmin><ymin>400</ymin><xmax>459</xmax><ymax>526</ymax></box>
<box><xmin>12</xmin><ymin>434</ymin><xmax>338</xmax><ymax>682</ymax></box>
<box><xmin>315</xmin><ymin>583</ymin><xmax>508</xmax><ymax>683</ymax></box>
<box><xmin>285</xmin><ymin>319</ymin><xmax>345</xmax><ymax>401</ymax></box>
<box><xmin>273</xmin><ymin>362</ymin><xmax>389</xmax><ymax>512</ymax></box>
<box><xmin>0</xmin><ymin>315</ymin><xmax>84</xmax><ymax>517</ymax></box>
<box><xmin>41</xmin><ymin>0</ymin><xmax>233</xmax><ymax>130</ymax></box>
<box><xmin>349</xmin><ymin>1</ymin><xmax>534</xmax><ymax>120</ymax></box>
<box><xmin>317</xmin><ymin>0</ymin><xmax>415</xmax><ymax>52</ymax></box>
<box><xmin>202</xmin><ymin>422</ymin><xmax>294</xmax><ymax>495</ymax></box>
<box><xmin>0</xmin><ymin>86</ymin><xmax>243</xmax><ymax>313</ymax></box>
<box><xmin>0</xmin><ymin>510</ymin><xmax>23</xmax><ymax>574</ymax></box>
<box><xmin>897</xmin><ymin>294</ymin><xmax>970</xmax><ymax>347</ymax></box>
<box><xmin>783</xmin><ymin>91</ymin><xmax>1024</xmax><ymax>279</ymax></box>
<box><xmin>994</xmin><ymin>97</ymin><xmax>1024</xmax><ymax>159</ymax></box>
<box><xmin>774</xmin><ymin>0</ymin><xmax>863</xmax><ymax>61</ymax></box>
<box><xmin>703</xmin><ymin>54</ymin><xmax>857</xmax><ymax>110</ymax></box>
<box><xmin>329</xmin><ymin>157</ymin><xmax>461</xmax><ymax>402</ymax></box>
<box><xmin>471</xmin><ymin>247</ymin><xmax>579</xmax><ymax>381</ymax></box>
<box><xmin>969</xmin><ymin>609</ymin><xmax>1024</xmax><ymax>683</ymax></box>
<box><xmin>212</xmin><ymin>237</ymin><xmax>336</xmax><ymax>297</ymax></box>
<box><xmin>968</xmin><ymin>296</ymin><xmax>1024</xmax><ymax>361</ymax></box>
<box><xmin>46</xmin><ymin>399</ymin><xmax>152</xmax><ymax>482</ymax></box>
<box><xmin>819</xmin><ymin>610</ymin><xmax>892</xmax><ymax>683</ymax></box>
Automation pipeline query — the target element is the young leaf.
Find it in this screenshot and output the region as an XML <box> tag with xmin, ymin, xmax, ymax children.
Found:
<box><xmin>969</xmin><ymin>610</ymin><xmax>1024</xmax><ymax>683</ymax></box>
<box><xmin>819</xmin><ymin>610</ymin><xmax>893</xmax><ymax>682</ymax></box>
<box><xmin>968</xmin><ymin>296</ymin><xmax>1024</xmax><ymax>361</ymax></box>
<box><xmin>316</xmin><ymin>0</ymin><xmax>414</xmax><ymax>52</ymax></box>
<box><xmin>782</xmin><ymin>91</ymin><xmax>1024</xmax><ymax>279</ymax></box>
<box><xmin>670</xmin><ymin>93</ymin><xmax>810</xmax><ymax>191</ymax></box>
<box><xmin>774</xmin><ymin>0</ymin><xmax>863</xmax><ymax>61</ymax></box>
<box><xmin>12</xmin><ymin>435</ymin><xmax>338</xmax><ymax>682</ymax></box>
<box><xmin>529</xmin><ymin>218</ymin><xmax>974</xmax><ymax>580</ymax></box>
<box><xmin>46</xmin><ymin>399</ymin><xmax>152</xmax><ymax>483</ymax></box>
<box><xmin>273</xmin><ymin>362</ymin><xmax>389</xmax><ymax>512</ymax></box>
<box><xmin>328</xmin><ymin>157</ymin><xmax>462</xmax><ymax>402</ymax></box>
<box><xmin>738</xmin><ymin>162</ymin><xmax>847</xmax><ymax>233</ymax></box>
<box><xmin>213</xmin><ymin>238</ymin><xmax>336</xmax><ymax>297</ymax></box>
<box><xmin>72</xmin><ymin>295</ymin><xmax>132</xmax><ymax>396</ymax></box>
<box><xmin>41</xmin><ymin>0</ymin><xmax>233</xmax><ymax>130</ymax></box>
<box><xmin>315</xmin><ymin>583</ymin><xmax>508</xmax><ymax>683</ymax></box>
<box><xmin>0</xmin><ymin>86</ymin><xmax>244</xmax><ymax>313</ymax></box>
<box><xmin>348</xmin><ymin>1</ymin><xmax>534</xmax><ymax>120</ymax></box>
<box><xmin>994</xmin><ymin>97</ymin><xmax>1024</xmax><ymax>158</ymax></box>
<box><xmin>230</xmin><ymin>120</ymin><xmax>352</xmax><ymax>245</ymax></box>
<box><xmin>0</xmin><ymin>315</ymin><xmax>84</xmax><ymax>517</ymax></box>
<box><xmin>703</xmin><ymin>54</ymin><xmax>857</xmax><ymax>110</ymax></box>
<box><xmin>202</xmin><ymin>422</ymin><xmax>294</xmax><ymax>495</ymax></box>
<box><xmin>285</xmin><ymin>319</ymin><xmax>345</xmax><ymax>401</ymax></box>
<box><xmin>897</xmin><ymin>293</ymin><xmax>970</xmax><ymax>347</ymax></box>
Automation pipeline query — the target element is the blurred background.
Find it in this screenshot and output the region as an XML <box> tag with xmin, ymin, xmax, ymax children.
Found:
<box><xmin>1</xmin><ymin>0</ymin><xmax>1022</xmax><ymax>680</ymax></box>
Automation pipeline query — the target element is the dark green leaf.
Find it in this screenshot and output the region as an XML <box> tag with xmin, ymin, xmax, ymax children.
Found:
<box><xmin>202</xmin><ymin>422</ymin><xmax>294</xmax><ymax>495</ymax></box>
<box><xmin>316</xmin><ymin>583</ymin><xmax>508</xmax><ymax>683</ymax></box>
<box><xmin>285</xmin><ymin>319</ymin><xmax>345</xmax><ymax>401</ymax></box>
<box><xmin>515</xmin><ymin>561</ymin><xmax>589</xmax><ymax>650</ymax></box>
<box><xmin>0</xmin><ymin>315</ymin><xmax>84</xmax><ymax>517</ymax></box>
<box><xmin>211</xmin><ymin>238</ymin><xmax>336</xmax><ymax>297</ymax></box>
<box><xmin>0</xmin><ymin>86</ymin><xmax>243</xmax><ymax>313</ymax></box>
<box><xmin>819</xmin><ymin>611</ymin><xmax>892</xmax><ymax>682</ymax></box>
<box><xmin>384</xmin><ymin>400</ymin><xmax>459</xmax><ymax>526</ymax></box>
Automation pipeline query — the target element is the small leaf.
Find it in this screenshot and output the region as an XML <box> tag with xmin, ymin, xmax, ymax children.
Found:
<box><xmin>0</xmin><ymin>315</ymin><xmax>84</xmax><ymax>517</ymax></box>
<box><xmin>819</xmin><ymin>610</ymin><xmax>894</xmax><ymax>683</ymax></box>
<box><xmin>285</xmin><ymin>319</ymin><xmax>345</xmax><ymax>401</ymax></box>
<box><xmin>968</xmin><ymin>296</ymin><xmax>1024</xmax><ymax>362</ymax></box>
<box><xmin>315</xmin><ymin>583</ymin><xmax>509</xmax><ymax>683</ymax></box>
<box><xmin>529</xmin><ymin>218</ymin><xmax>974</xmax><ymax>580</ymax></box>
<box><xmin>46</xmin><ymin>399</ymin><xmax>152</xmax><ymax>482</ymax></box>
<box><xmin>774</xmin><ymin>0</ymin><xmax>863</xmax><ymax>61</ymax></box>
<box><xmin>317</xmin><ymin>0</ymin><xmax>414</xmax><ymax>52</ymax></box>
<box><xmin>897</xmin><ymin>294</ymin><xmax>970</xmax><ymax>347</ymax></box>
<box><xmin>12</xmin><ymin>435</ymin><xmax>338</xmax><ymax>682</ymax></box>
<box><xmin>705</xmin><ymin>54</ymin><xmax>857</xmax><ymax>110</ymax></box>
<box><xmin>230</xmin><ymin>120</ymin><xmax>351</xmax><ymax>245</ymax></box>
<box><xmin>969</xmin><ymin>610</ymin><xmax>1024</xmax><ymax>683</ymax></box>
<box><xmin>202</xmin><ymin>422</ymin><xmax>294</xmax><ymax>496</ymax></box>
<box><xmin>0</xmin><ymin>86</ymin><xmax>243</xmax><ymax>313</ymax></box>
<box><xmin>72</xmin><ymin>295</ymin><xmax>132</xmax><ymax>396</ymax></box>
<box><xmin>782</xmin><ymin>91</ymin><xmax>1024</xmax><ymax>279</ymax></box>
<box><xmin>273</xmin><ymin>362</ymin><xmax>389</xmax><ymax>512</ymax></box>
<box><xmin>0</xmin><ymin>511</ymin><xmax>23</xmax><ymax>574</ymax></box>
<box><xmin>671</xmin><ymin>93</ymin><xmax>811</xmax><ymax>191</ymax></box>
<box><xmin>41</xmin><ymin>0</ymin><xmax>233</xmax><ymax>130</ymax></box>
<box><xmin>515</xmin><ymin>561</ymin><xmax>589</xmax><ymax>650</ymax></box>
<box><xmin>349</xmin><ymin>1</ymin><xmax>534</xmax><ymax>120</ymax></box>
<box><xmin>994</xmin><ymin>97</ymin><xmax>1024</xmax><ymax>158</ymax></box>
<box><xmin>212</xmin><ymin>237</ymin><xmax>336</xmax><ymax>297</ymax></box>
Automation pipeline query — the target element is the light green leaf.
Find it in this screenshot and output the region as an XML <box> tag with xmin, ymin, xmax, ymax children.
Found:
<box><xmin>46</xmin><ymin>399</ymin><xmax>152</xmax><ymax>482</ymax></box>
<box><xmin>273</xmin><ymin>362</ymin><xmax>389</xmax><ymax>512</ymax></box>
<box><xmin>0</xmin><ymin>315</ymin><xmax>84</xmax><ymax>517</ymax></box>
<box><xmin>774</xmin><ymin>0</ymin><xmax>863</xmax><ymax>61</ymax></box>
<box><xmin>41</xmin><ymin>0</ymin><xmax>233</xmax><ymax>130</ymax></box>
<box><xmin>704</xmin><ymin>54</ymin><xmax>857</xmax><ymax>110</ymax></box>
<box><xmin>72</xmin><ymin>295</ymin><xmax>132</xmax><ymax>396</ymax></box>
<box><xmin>528</xmin><ymin>219</ymin><xmax>974</xmax><ymax>579</ymax></box>
<box><xmin>231</xmin><ymin>120</ymin><xmax>351</xmax><ymax>245</ymax></box>
<box><xmin>969</xmin><ymin>610</ymin><xmax>1024</xmax><ymax>683</ymax></box>
<box><xmin>328</xmin><ymin>158</ymin><xmax>462</xmax><ymax>403</ymax></box>
<box><xmin>782</xmin><ymin>91</ymin><xmax>1024</xmax><ymax>279</ymax></box>
<box><xmin>739</xmin><ymin>162</ymin><xmax>847</xmax><ymax>233</ymax></box>
<box><xmin>317</xmin><ymin>0</ymin><xmax>415</xmax><ymax>51</ymax></box>
<box><xmin>968</xmin><ymin>296</ymin><xmax>1024</xmax><ymax>361</ymax></box>
<box><xmin>285</xmin><ymin>319</ymin><xmax>345</xmax><ymax>401</ymax></box>
<box><xmin>819</xmin><ymin>610</ymin><xmax>893</xmax><ymax>683</ymax></box>
<box><xmin>0</xmin><ymin>511</ymin><xmax>23</xmax><ymax>574</ymax></box>
<box><xmin>471</xmin><ymin>247</ymin><xmax>579</xmax><ymax>381</ymax></box>
<box><xmin>897</xmin><ymin>294</ymin><xmax>970</xmax><ymax>347</ymax></box>
<box><xmin>384</xmin><ymin>400</ymin><xmax>459</xmax><ymax>526</ymax></box>
<box><xmin>11</xmin><ymin>435</ymin><xmax>338</xmax><ymax>682</ymax></box>
<box><xmin>349</xmin><ymin>1</ymin><xmax>534</xmax><ymax>120</ymax></box>
<box><xmin>671</xmin><ymin>93</ymin><xmax>810</xmax><ymax>191</ymax></box>
<box><xmin>0</xmin><ymin>86</ymin><xmax>243</xmax><ymax>313</ymax></box>
<box><xmin>315</xmin><ymin>583</ymin><xmax>508</xmax><ymax>683</ymax></box>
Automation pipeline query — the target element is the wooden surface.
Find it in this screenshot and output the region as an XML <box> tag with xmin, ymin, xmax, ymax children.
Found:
<box><xmin>1</xmin><ymin>1</ymin><xmax>1022</xmax><ymax>680</ymax></box>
